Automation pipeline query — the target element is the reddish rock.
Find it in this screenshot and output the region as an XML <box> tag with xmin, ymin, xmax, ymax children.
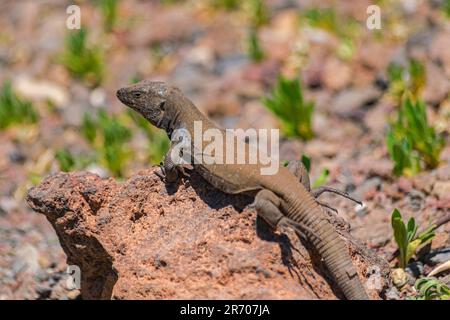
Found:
<box><xmin>26</xmin><ymin>169</ymin><xmax>389</xmax><ymax>300</ymax></box>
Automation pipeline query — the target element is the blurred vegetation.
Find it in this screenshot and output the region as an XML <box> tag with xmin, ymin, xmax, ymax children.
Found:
<box><xmin>59</xmin><ymin>28</ymin><xmax>104</xmax><ymax>87</ymax></box>
<box><xmin>0</xmin><ymin>81</ymin><xmax>38</xmax><ymax>129</ymax></box>
<box><xmin>413</xmin><ymin>278</ymin><xmax>450</xmax><ymax>300</ymax></box>
<box><xmin>81</xmin><ymin>109</ymin><xmax>132</xmax><ymax>177</ymax></box>
<box><xmin>391</xmin><ymin>209</ymin><xmax>436</xmax><ymax>269</ymax></box>
<box><xmin>246</xmin><ymin>28</ymin><xmax>264</xmax><ymax>62</ymax></box>
<box><xmin>95</xmin><ymin>0</ymin><xmax>119</xmax><ymax>31</ymax></box>
<box><xmin>387</xmin><ymin>60</ymin><xmax>426</xmax><ymax>102</ymax></box>
<box><xmin>300</xmin><ymin>154</ymin><xmax>330</xmax><ymax>188</ymax></box>
<box><xmin>301</xmin><ymin>7</ymin><xmax>360</xmax><ymax>60</ymax></box>
<box><xmin>386</xmin><ymin>98</ymin><xmax>444</xmax><ymax>176</ymax></box>
<box><xmin>210</xmin><ymin>0</ymin><xmax>240</xmax><ymax>11</ymax></box>
<box><xmin>54</xmin><ymin>108</ymin><xmax>169</xmax><ymax>176</ymax></box>
<box><xmin>246</xmin><ymin>0</ymin><xmax>269</xmax><ymax>27</ymax></box>
<box><xmin>127</xmin><ymin>109</ymin><xmax>170</xmax><ymax>164</ymax></box>
<box><xmin>311</xmin><ymin>168</ymin><xmax>330</xmax><ymax>188</ymax></box>
<box><xmin>211</xmin><ymin>0</ymin><xmax>268</xmax><ymax>26</ymax></box>
<box><xmin>442</xmin><ymin>0</ymin><xmax>450</xmax><ymax>18</ymax></box>
<box><xmin>263</xmin><ymin>76</ymin><xmax>314</xmax><ymax>140</ymax></box>
<box><xmin>55</xmin><ymin>149</ymin><xmax>95</xmax><ymax>172</ymax></box>
<box><xmin>55</xmin><ymin>149</ymin><xmax>77</xmax><ymax>172</ymax></box>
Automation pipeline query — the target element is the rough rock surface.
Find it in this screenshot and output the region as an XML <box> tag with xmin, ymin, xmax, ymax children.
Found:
<box><xmin>26</xmin><ymin>168</ymin><xmax>390</xmax><ymax>300</ymax></box>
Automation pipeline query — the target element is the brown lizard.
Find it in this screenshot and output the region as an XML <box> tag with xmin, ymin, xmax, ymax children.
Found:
<box><xmin>117</xmin><ymin>80</ymin><xmax>369</xmax><ymax>300</ymax></box>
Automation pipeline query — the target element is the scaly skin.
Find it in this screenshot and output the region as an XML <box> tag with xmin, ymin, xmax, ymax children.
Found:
<box><xmin>116</xmin><ymin>80</ymin><xmax>369</xmax><ymax>300</ymax></box>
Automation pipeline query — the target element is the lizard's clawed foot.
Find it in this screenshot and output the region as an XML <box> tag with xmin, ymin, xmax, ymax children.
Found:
<box><xmin>278</xmin><ymin>217</ymin><xmax>319</xmax><ymax>242</ymax></box>
<box><xmin>312</xmin><ymin>186</ymin><xmax>361</xmax><ymax>217</ymax></box>
<box><xmin>316</xmin><ymin>200</ymin><xmax>339</xmax><ymax>214</ymax></box>
<box><xmin>285</xmin><ymin>160</ymin><xmax>361</xmax><ymax>214</ymax></box>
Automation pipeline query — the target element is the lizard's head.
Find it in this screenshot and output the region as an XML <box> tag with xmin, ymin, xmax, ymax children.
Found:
<box><xmin>116</xmin><ymin>80</ymin><xmax>178</xmax><ymax>129</ymax></box>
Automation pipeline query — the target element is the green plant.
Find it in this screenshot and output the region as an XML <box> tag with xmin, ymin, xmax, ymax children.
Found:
<box><xmin>0</xmin><ymin>80</ymin><xmax>38</xmax><ymax>129</ymax></box>
<box><xmin>262</xmin><ymin>76</ymin><xmax>314</xmax><ymax>140</ymax></box>
<box><xmin>386</xmin><ymin>98</ymin><xmax>444</xmax><ymax>176</ymax></box>
<box><xmin>81</xmin><ymin>109</ymin><xmax>132</xmax><ymax>177</ymax></box>
<box><xmin>300</xmin><ymin>154</ymin><xmax>329</xmax><ymax>188</ymax></box>
<box><xmin>55</xmin><ymin>149</ymin><xmax>94</xmax><ymax>172</ymax></box>
<box><xmin>60</xmin><ymin>28</ymin><xmax>104</xmax><ymax>86</ymax></box>
<box><xmin>127</xmin><ymin>110</ymin><xmax>169</xmax><ymax>164</ymax></box>
<box><xmin>391</xmin><ymin>209</ymin><xmax>436</xmax><ymax>269</ymax></box>
<box><xmin>96</xmin><ymin>0</ymin><xmax>119</xmax><ymax>31</ymax></box>
<box><xmin>55</xmin><ymin>149</ymin><xmax>76</xmax><ymax>172</ymax></box>
<box><xmin>387</xmin><ymin>60</ymin><xmax>425</xmax><ymax>101</ymax></box>
<box><xmin>247</xmin><ymin>28</ymin><xmax>264</xmax><ymax>62</ymax></box>
<box><xmin>414</xmin><ymin>278</ymin><xmax>450</xmax><ymax>300</ymax></box>
<box><xmin>210</xmin><ymin>0</ymin><xmax>240</xmax><ymax>10</ymax></box>
<box><xmin>442</xmin><ymin>0</ymin><xmax>450</xmax><ymax>18</ymax></box>
<box><xmin>247</xmin><ymin>0</ymin><xmax>269</xmax><ymax>27</ymax></box>
<box><xmin>311</xmin><ymin>169</ymin><xmax>329</xmax><ymax>188</ymax></box>
<box><xmin>301</xmin><ymin>7</ymin><xmax>359</xmax><ymax>60</ymax></box>
<box><xmin>300</xmin><ymin>154</ymin><xmax>311</xmax><ymax>172</ymax></box>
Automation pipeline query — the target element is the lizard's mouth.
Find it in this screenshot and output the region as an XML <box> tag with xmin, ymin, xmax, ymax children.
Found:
<box><xmin>116</xmin><ymin>88</ymin><xmax>138</xmax><ymax>112</ymax></box>
<box><xmin>116</xmin><ymin>88</ymin><xmax>128</xmax><ymax>104</ymax></box>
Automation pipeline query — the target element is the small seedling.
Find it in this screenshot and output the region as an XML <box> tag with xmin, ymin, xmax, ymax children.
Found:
<box><xmin>413</xmin><ymin>278</ymin><xmax>450</xmax><ymax>300</ymax></box>
<box><xmin>55</xmin><ymin>149</ymin><xmax>76</xmax><ymax>172</ymax></box>
<box><xmin>210</xmin><ymin>0</ymin><xmax>240</xmax><ymax>10</ymax></box>
<box><xmin>60</xmin><ymin>28</ymin><xmax>104</xmax><ymax>86</ymax></box>
<box><xmin>303</xmin><ymin>7</ymin><xmax>337</xmax><ymax>31</ymax></box>
<box><xmin>55</xmin><ymin>149</ymin><xmax>94</xmax><ymax>172</ymax></box>
<box><xmin>0</xmin><ymin>80</ymin><xmax>38</xmax><ymax>129</ymax></box>
<box><xmin>262</xmin><ymin>76</ymin><xmax>314</xmax><ymax>140</ymax></box>
<box><xmin>247</xmin><ymin>28</ymin><xmax>264</xmax><ymax>62</ymax></box>
<box><xmin>311</xmin><ymin>169</ymin><xmax>330</xmax><ymax>189</ymax></box>
<box><xmin>391</xmin><ymin>209</ymin><xmax>436</xmax><ymax>269</ymax></box>
<box><xmin>95</xmin><ymin>0</ymin><xmax>119</xmax><ymax>31</ymax></box>
<box><xmin>301</xmin><ymin>7</ymin><xmax>359</xmax><ymax>60</ymax></box>
<box><xmin>387</xmin><ymin>60</ymin><xmax>425</xmax><ymax>101</ymax></box>
<box><xmin>386</xmin><ymin>98</ymin><xmax>444</xmax><ymax>176</ymax></box>
<box><xmin>300</xmin><ymin>154</ymin><xmax>329</xmax><ymax>188</ymax></box>
<box><xmin>81</xmin><ymin>109</ymin><xmax>132</xmax><ymax>177</ymax></box>
<box><xmin>300</xmin><ymin>154</ymin><xmax>311</xmax><ymax>172</ymax></box>
<box><xmin>442</xmin><ymin>0</ymin><xmax>450</xmax><ymax>18</ymax></box>
<box><xmin>247</xmin><ymin>0</ymin><xmax>269</xmax><ymax>27</ymax></box>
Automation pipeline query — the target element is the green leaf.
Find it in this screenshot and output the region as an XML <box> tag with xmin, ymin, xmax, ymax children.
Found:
<box><xmin>262</xmin><ymin>75</ymin><xmax>314</xmax><ymax>140</ymax></box>
<box><xmin>391</xmin><ymin>209</ymin><xmax>408</xmax><ymax>268</ymax></box>
<box><xmin>406</xmin><ymin>238</ymin><xmax>421</xmax><ymax>264</ymax></box>
<box><xmin>386</xmin><ymin>97</ymin><xmax>443</xmax><ymax>176</ymax></box>
<box><xmin>301</xmin><ymin>154</ymin><xmax>311</xmax><ymax>173</ymax></box>
<box><xmin>406</xmin><ymin>217</ymin><xmax>418</xmax><ymax>242</ymax></box>
<box><xmin>0</xmin><ymin>80</ymin><xmax>38</xmax><ymax>129</ymax></box>
<box><xmin>312</xmin><ymin>169</ymin><xmax>329</xmax><ymax>189</ymax></box>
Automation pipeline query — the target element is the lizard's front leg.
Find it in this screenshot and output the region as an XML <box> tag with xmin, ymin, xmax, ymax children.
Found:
<box><xmin>254</xmin><ymin>189</ymin><xmax>317</xmax><ymax>240</ymax></box>
<box><xmin>157</xmin><ymin>137</ymin><xmax>192</xmax><ymax>184</ymax></box>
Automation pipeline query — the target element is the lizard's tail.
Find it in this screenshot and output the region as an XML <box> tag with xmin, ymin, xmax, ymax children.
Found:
<box><xmin>283</xmin><ymin>189</ymin><xmax>369</xmax><ymax>300</ymax></box>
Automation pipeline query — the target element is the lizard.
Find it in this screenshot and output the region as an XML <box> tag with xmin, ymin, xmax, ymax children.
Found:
<box><xmin>116</xmin><ymin>80</ymin><xmax>370</xmax><ymax>300</ymax></box>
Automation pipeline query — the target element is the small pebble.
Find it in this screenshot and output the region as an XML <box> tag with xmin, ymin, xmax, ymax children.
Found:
<box><xmin>392</xmin><ymin>268</ymin><xmax>408</xmax><ymax>288</ymax></box>
<box><xmin>425</xmin><ymin>247</ymin><xmax>450</xmax><ymax>265</ymax></box>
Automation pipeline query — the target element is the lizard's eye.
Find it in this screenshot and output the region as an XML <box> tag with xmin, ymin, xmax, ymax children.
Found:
<box><xmin>159</xmin><ymin>100</ymin><xmax>166</xmax><ymax>111</ymax></box>
<box><xmin>133</xmin><ymin>91</ymin><xmax>142</xmax><ymax>98</ymax></box>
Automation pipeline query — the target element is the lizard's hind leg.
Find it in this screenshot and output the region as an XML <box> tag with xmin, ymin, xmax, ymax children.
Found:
<box><xmin>254</xmin><ymin>189</ymin><xmax>317</xmax><ymax>241</ymax></box>
<box><xmin>286</xmin><ymin>160</ymin><xmax>361</xmax><ymax>210</ymax></box>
